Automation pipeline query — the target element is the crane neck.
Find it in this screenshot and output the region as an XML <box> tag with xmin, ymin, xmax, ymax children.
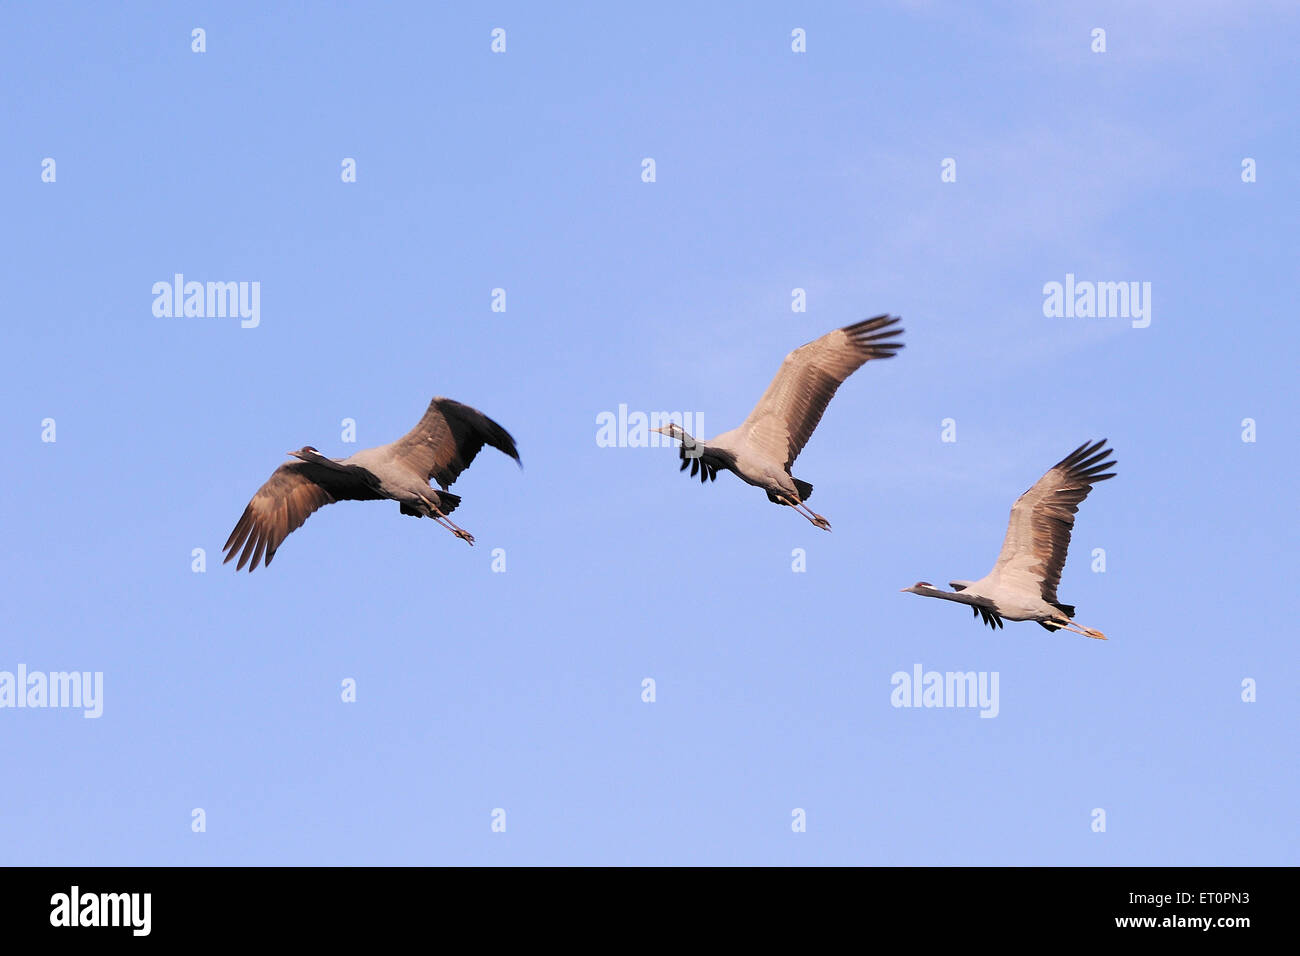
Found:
<box><xmin>299</xmin><ymin>451</ymin><xmax>344</xmax><ymax>470</ymax></box>
<box><xmin>919</xmin><ymin>587</ymin><xmax>981</xmax><ymax>606</ymax></box>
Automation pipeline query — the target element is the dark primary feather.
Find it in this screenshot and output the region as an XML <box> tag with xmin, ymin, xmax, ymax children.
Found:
<box><xmin>222</xmin><ymin>461</ymin><xmax>384</xmax><ymax>572</ymax></box>
<box><xmin>391</xmin><ymin>396</ymin><xmax>521</xmax><ymax>489</ymax></box>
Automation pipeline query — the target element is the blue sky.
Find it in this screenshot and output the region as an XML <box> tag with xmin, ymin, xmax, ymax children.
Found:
<box><xmin>1</xmin><ymin>1</ymin><xmax>1296</xmax><ymax>865</ymax></box>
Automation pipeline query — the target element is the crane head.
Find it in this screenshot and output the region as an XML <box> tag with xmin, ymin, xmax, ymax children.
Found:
<box><xmin>652</xmin><ymin>423</ymin><xmax>696</xmax><ymax>447</ymax></box>
<box><xmin>900</xmin><ymin>581</ymin><xmax>933</xmax><ymax>593</ymax></box>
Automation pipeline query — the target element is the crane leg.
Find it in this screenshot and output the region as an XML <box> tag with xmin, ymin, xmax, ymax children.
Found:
<box><xmin>1056</xmin><ymin>620</ymin><xmax>1107</xmax><ymax>640</ymax></box>
<box><xmin>435</xmin><ymin>514</ymin><xmax>475</xmax><ymax>545</ymax></box>
<box><xmin>771</xmin><ymin>491</ymin><xmax>831</xmax><ymax>530</ymax></box>
<box><xmin>793</xmin><ymin>500</ymin><xmax>832</xmax><ymax>531</ymax></box>
<box><xmin>419</xmin><ymin>496</ymin><xmax>475</xmax><ymax>545</ymax></box>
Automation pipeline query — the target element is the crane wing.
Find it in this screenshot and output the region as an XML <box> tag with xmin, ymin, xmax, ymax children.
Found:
<box><xmin>735</xmin><ymin>315</ymin><xmax>903</xmax><ymax>470</ymax></box>
<box><xmin>389</xmin><ymin>397</ymin><xmax>520</xmax><ymax>489</ymax></box>
<box><xmin>986</xmin><ymin>440</ymin><xmax>1116</xmax><ymax>603</ymax></box>
<box><xmin>222</xmin><ymin>461</ymin><xmax>384</xmax><ymax>572</ymax></box>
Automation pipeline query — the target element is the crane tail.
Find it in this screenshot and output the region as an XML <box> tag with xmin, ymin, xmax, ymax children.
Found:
<box><xmin>1042</xmin><ymin>602</ymin><xmax>1077</xmax><ymax>632</ymax></box>
<box><xmin>399</xmin><ymin>491</ymin><xmax>462</xmax><ymax>519</ymax></box>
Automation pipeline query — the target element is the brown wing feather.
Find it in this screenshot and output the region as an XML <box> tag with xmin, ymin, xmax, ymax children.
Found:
<box><xmin>737</xmin><ymin>316</ymin><xmax>903</xmax><ymax>469</ymax></box>
<box><xmin>389</xmin><ymin>397</ymin><xmax>520</xmax><ymax>489</ymax></box>
<box><xmin>989</xmin><ymin>440</ymin><xmax>1117</xmax><ymax>602</ymax></box>
<box><xmin>222</xmin><ymin>461</ymin><xmax>382</xmax><ymax>572</ymax></box>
